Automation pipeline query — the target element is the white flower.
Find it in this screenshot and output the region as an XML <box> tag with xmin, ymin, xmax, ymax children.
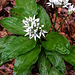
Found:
<box><xmin>68</xmin><ymin>5</ymin><xmax>75</xmax><ymax>15</ymax></box>
<box><xmin>62</xmin><ymin>0</ymin><xmax>71</xmax><ymax>8</ymax></box>
<box><xmin>46</xmin><ymin>0</ymin><xmax>71</xmax><ymax>8</ymax></box>
<box><xmin>46</xmin><ymin>0</ymin><xmax>55</xmax><ymax>8</ymax></box>
<box><xmin>22</xmin><ymin>15</ymin><xmax>48</xmax><ymax>41</ymax></box>
<box><xmin>39</xmin><ymin>30</ymin><xmax>48</xmax><ymax>37</ymax></box>
<box><xmin>47</xmin><ymin>0</ymin><xmax>62</xmax><ymax>8</ymax></box>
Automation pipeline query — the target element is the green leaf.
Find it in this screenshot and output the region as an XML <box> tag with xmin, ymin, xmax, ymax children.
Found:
<box><xmin>42</xmin><ymin>32</ymin><xmax>70</xmax><ymax>54</ymax></box>
<box><xmin>63</xmin><ymin>46</ymin><xmax>75</xmax><ymax>66</ymax></box>
<box><xmin>14</xmin><ymin>66</ymin><xmax>32</xmax><ymax>75</ymax></box>
<box><xmin>45</xmin><ymin>51</ymin><xmax>65</xmax><ymax>73</ymax></box>
<box><xmin>49</xmin><ymin>67</ymin><xmax>65</xmax><ymax>75</ymax></box>
<box><xmin>13</xmin><ymin>45</ymin><xmax>41</xmax><ymax>75</ymax></box>
<box><xmin>10</xmin><ymin>7</ymin><xmax>33</xmax><ymax>18</ymax></box>
<box><xmin>16</xmin><ymin>0</ymin><xmax>38</xmax><ymax>15</ymax></box>
<box><xmin>37</xmin><ymin>4</ymin><xmax>51</xmax><ymax>32</ymax></box>
<box><xmin>0</xmin><ymin>17</ymin><xmax>25</xmax><ymax>35</ymax></box>
<box><xmin>0</xmin><ymin>36</ymin><xmax>16</xmax><ymax>53</ymax></box>
<box><xmin>1</xmin><ymin>36</ymin><xmax>36</xmax><ymax>65</ymax></box>
<box><xmin>0</xmin><ymin>53</ymin><xmax>2</xmax><ymax>63</ymax></box>
<box><xmin>38</xmin><ymin>52</ymin><xmax>50</xmax><ymax>75</ymax></box>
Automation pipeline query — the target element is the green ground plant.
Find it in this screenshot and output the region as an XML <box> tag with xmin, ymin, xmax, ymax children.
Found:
<box><xmin>0</xmin><ymin>0</ymin><xmax>75</xmax><ymax>75</ymax></box>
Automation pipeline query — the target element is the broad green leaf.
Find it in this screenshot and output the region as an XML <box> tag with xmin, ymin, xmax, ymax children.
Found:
<box><xmin>37</xmin><ymin>4</ymin><xmax>51</xmax><ymax>32</ymax></box>
<box><xmin>49</xmin><ymin>67</ymin><xmax>65</xmax><ymax>75</ymax></box>
<box><xmin>0</xmin><ymin>53</ymin><xmax>1</xmax><ymax>63</ymax></box>
<box><xmin>14</xmin><ymin>66</ymin><xmax>32</xmax><ymax>75</ymax></box>
<box><xmin>13</xmin><ymin>45</ymin><xmax>41</xmax><ymax>75</ymax></box>
<box><xmin>1</xmin><ymin>36</ymin><xmax>36</xmax><ymax>65</ymax></box>
<box><xmin>16</xmin><ymin>0</ymin><xmax>38</xmax><ymax>15</ymax></box>
<box><xmin>0</xmin><ymin>17</ymin><xmax>25</xmax><ymax>35</ymax></box>
<box><xmin>10</xmin><ymin>7</ymin><xmax>33</xmax><ymax>18</ymax></box>
<box><xmin>0</xmin><ymin>36</ymin><xmax>16</xmax><ymax>53</ymax></box>
<box><xmin>38</xmin><ymin>52</ymin><xmax>50</xmax><ymax>75</ymax></box>
<box><xmin>45</xmin><ymin>51</ymin><xmax>65</xmax><ymax>73</ymax></box>
<box><xmin>42</xmin><ymin>32</ymin><xmax>70</xmax><ymax>54</ymax></box>
<box><xmin>63</xmin><ymin>46</ymin><xmax>75</xmax><ymax>66</ymax></box>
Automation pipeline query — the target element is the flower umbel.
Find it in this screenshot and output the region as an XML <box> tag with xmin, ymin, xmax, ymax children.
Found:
<box><xmin>22</xmin><ymin>15</ymin><xmax>47</xmax><ymax>41</ymax></box>
<box><xmin>68</xmin><ymin>5</ymin><xmax>75</xmax><ymax>15</ymax></box>
<box><xmin>47</xmin><ymin>0</ymin><xmax>71</xmax><ymax>8</ymax></box>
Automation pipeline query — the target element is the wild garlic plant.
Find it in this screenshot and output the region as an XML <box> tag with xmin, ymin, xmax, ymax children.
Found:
<box><xmin>0</xmin><ymin>0</ymin><xmax>75</xmax><ymax>75</ymax></box>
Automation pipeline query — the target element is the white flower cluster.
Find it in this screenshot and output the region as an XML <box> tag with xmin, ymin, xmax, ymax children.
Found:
<box><xmin>68</xmin><ymin>4</ymin><xmax>75</xmax><ymax>15</ymax></box>
<box><xmin>22</xmin><ymin>15</ymin><xmax>47</xmax><ymax>41</ymax></box>
<box><xmin>47</xmin><ymin>0</ymin><xmax>70</xmax><ymax>8</ymax></box>
<box><xmin>47</xmin><ymin>0</ymin><xmax>75</xmax><ymax>14</ymax></box>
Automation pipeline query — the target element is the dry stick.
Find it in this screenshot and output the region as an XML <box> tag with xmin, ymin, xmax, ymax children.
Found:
<box><xmin>57</xmin><ymin>14</ymin><xmax>69</xmax><ymax>31</ymax></box>
<box><xmin>52</xmin><ymin>7</ymin><xmax>58</xmax><ymax>32</ymax></box>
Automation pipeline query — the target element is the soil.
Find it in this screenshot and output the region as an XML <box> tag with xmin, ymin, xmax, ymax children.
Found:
<box><xmin>0</xmin><ymin>0</ymin><xmax>75</xmax><ymax>75</ymax></box>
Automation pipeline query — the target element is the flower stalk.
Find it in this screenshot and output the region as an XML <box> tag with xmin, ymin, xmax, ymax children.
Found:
<box><xmin>57</xmin><ymin>14</ymin><xmax>69</xmax><ymax>31</ymax></box>
<box><xmin>52</xmin><ymin>7</ymin><xmax>58</xmax><ymax>32</ymax></box>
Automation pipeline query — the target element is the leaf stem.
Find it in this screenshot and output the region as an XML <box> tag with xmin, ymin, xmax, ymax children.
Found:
<box><xmin>57</xmin><ymin>14</ymin><xmax>69</xmax><ymax>31</ymax></box>
<box><xmin>52</xmin><ymin>7</ymin><xmax>58</xmax><ymax>32</ymax></box>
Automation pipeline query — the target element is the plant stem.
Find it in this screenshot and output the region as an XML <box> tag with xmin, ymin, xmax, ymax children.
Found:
<box><xmin>57</xmin><ymin>14</ymin><xmax>69</xmax><ymax>31</ymax></box>
<box><xmin>52</xmin><ymin>7</ymin><xmax>58</xmax><ymax>32</ymax></box>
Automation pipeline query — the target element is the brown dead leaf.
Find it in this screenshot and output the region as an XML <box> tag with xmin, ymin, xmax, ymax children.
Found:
<box><xmin>69</xmin><ymin>70</ymin><xmax>75</xmax><ymax>75</ymax></box>
<box><xmin>72</xmin><ymin>34</ymin><xmax>75</xmax><ymax>40</ymax></box>
<box><xmin>0</xmin><ymin>0</ymin><xmax>8</xmax><ymax>11</ymax></box>
<box><xmin>0</xmin><ymin>31</ymin><xmax>7</xmax><ymax>37</ymax></box>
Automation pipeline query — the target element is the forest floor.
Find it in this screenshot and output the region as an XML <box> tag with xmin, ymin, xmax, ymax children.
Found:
<box><xmin>0</xmin><ymin>0</ymin><xmax>75</xmax><ymax>75</ymax></box>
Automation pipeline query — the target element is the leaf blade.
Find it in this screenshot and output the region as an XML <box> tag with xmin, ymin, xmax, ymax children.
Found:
<box><xmin>38</xmin><ymin>52</ymin><xmax>50</xmax><ymax>75</ymax></box>
<box><xmin>16</xmin><ymin>0</ymin><xmax>38</xmax><ymax>15</ymax></box>
<box><xmin>49</xmin><ymin>67</ymin><xmax>65</xmax><ymax>75</ymax></box>
<box><xmin>1</xmin><ymin>36</ymin><xmax>36</xmax><ymax>65</ymax></box>
<box><xmin>13</xmin><ymin>45</ymin><xmax>41</xmax><ymax>75</ymax></box>
<box><xmin>37</xmin><ymin>4</ymin><xmax>51</xmax><ymax>32</ymax></box>
<box><xmin>42</xmin><ymin>32</ymin><xmax>70</xmax><ymax>54</ymax></box>
<box><xmin>63</xmin><ymin>46</ymin><xmax>75</xmax><ymax>66</ymax></box>
<box><xmin>0</xmin><ymin>36</ymin><xmax>16</xmax><ymax>53</ymax></box>
<box><xmin>10</xmin><ymin>7</ymin><xmax>33</xmax><ymax>18</ymax></box>
<box><xmin>45</xmin><ymin>51</ymin><xmax>65</xmax><ymax>73</ymax></box>
<box><xmin>0</xmin><ymin>17</ymin><xmax>25</xmax><ymax>35</ymax></box>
